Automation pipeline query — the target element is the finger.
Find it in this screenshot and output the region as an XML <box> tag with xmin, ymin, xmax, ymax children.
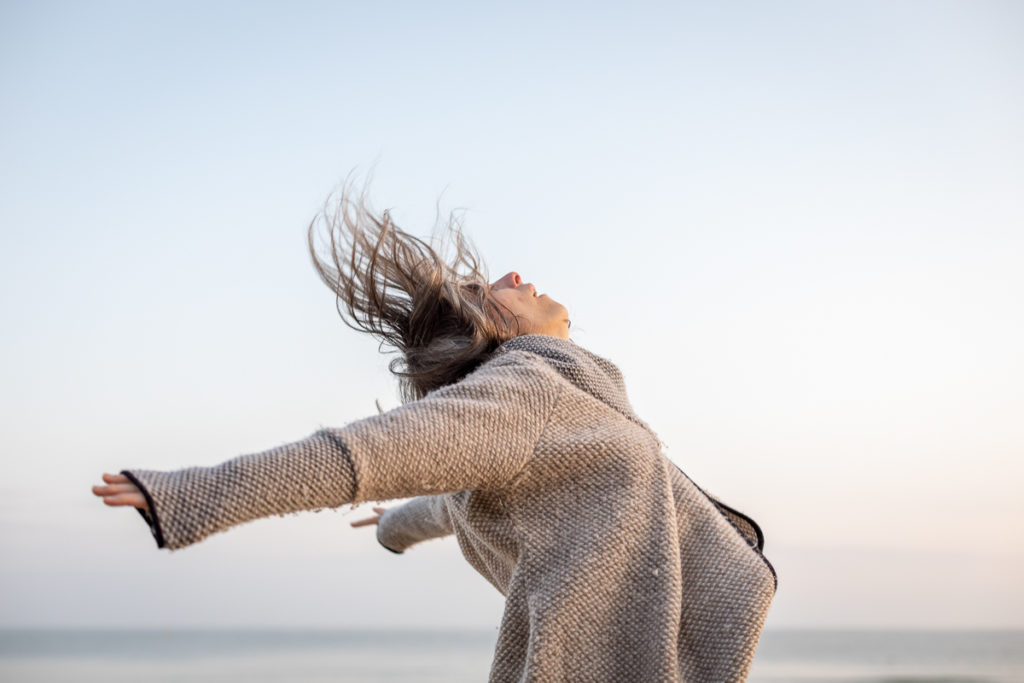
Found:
<box><xmin>372</xmin><ymin>507</ymin><xmax>387</xmax><ymax>513</ymax></box>
<box><xmin>349</xmin><ymin>517</ymin><xmax>380</xmax><ymax>528</ymax></box>
<box><xmin>92</xmin><ymin>483</ymin><xmax>138</xmax><ymax>496</ymax></box>
<box><xmin>102</xmin><ymin>473</ymin><xmax>130</xmax><ymax>484</ymax></box>
<box><xmin>101</xmin><ymin>492</ymin><xmax>142</xmax><ymax>506</ymax></box>
<box><xmin>102</xmin><ymin>493</ymin><xmax>148</xmax><ymax>509</ymax></box>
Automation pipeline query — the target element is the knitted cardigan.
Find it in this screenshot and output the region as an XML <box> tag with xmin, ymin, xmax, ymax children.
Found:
<box><xmin>122</xmin><ymin>333</ymin><xmax>777</xmax><ymax>682</ymax></box>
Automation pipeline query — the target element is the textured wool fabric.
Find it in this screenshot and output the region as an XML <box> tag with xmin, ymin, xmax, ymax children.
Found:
<box><xmin>121</xmin><ymin>333</ymin><xmax>777</xmax><ymax>682</ymax></box>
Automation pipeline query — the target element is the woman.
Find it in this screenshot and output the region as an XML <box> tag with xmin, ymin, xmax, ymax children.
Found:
<box><xmin>92</xmin><ymin>181</ymin><xmax>777</xmax><ymax>682</ymax></box>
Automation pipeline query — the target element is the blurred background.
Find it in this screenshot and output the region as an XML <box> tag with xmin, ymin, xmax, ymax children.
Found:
<box><xmin>1</xmin><ymin>0</ymin><xmax>1021</xmax><ymax>680</ymax></box>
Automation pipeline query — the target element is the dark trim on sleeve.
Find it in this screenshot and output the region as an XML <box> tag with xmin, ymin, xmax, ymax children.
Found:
<box><xmin>120</xmin><ymin>470</ymin><xmax>167</xmax><ymax>550</ymax></box>
<box><xmin>375</xmin><ymin>524</ymin><xmax>404</xmax><ymax>554</ymax></box>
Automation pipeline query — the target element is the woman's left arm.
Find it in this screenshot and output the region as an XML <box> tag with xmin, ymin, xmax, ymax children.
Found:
<box><xmin>374</xmin><ymin>495</ymin><xmax>454</xmax><ymax>554</ymax></box>
<box><xmin>120</xmin><ymin>352</ymin><xmax>560</xmax><ymax>551</ymax></box>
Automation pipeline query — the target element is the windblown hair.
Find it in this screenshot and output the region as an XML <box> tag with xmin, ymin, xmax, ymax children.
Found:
<box><xmin>307</xmin><ymin>178</ymin><xmax>524</xmax><ymax>404</ymax></box>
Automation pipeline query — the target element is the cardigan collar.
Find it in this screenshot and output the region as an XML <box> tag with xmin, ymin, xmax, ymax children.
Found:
<box><xmin>495</xmin><ymin>334</ymin><xmax>665</xmax><ymax>448</ymax></box>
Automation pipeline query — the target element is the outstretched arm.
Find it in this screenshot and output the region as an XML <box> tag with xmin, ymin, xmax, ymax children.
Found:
<box><xmin>111</xmin><ymin>351</ymin><xmax>560</xmax><ymax>551</ymax></box>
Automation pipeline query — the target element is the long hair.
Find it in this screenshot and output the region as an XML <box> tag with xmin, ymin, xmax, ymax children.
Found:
<box><xmin>307</xmin><ymin>177</ymin><xmax>524</xmax><ymax>403</ymax></box>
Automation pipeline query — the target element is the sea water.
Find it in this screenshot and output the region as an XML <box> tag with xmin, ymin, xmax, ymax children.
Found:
<box><xmin>0</xmin><ymin>628</ymin><xmax>1021</xmax><ymax>682</ymax></box>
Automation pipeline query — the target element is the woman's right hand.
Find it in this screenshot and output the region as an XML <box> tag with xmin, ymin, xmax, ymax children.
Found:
<box><xmin>92</xmin><ymin>473</ymin><xmax>149</xmax><ymax>512</ymax></box>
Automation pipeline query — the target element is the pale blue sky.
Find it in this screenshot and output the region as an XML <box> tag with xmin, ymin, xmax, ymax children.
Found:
<box><xmin>1</xmin><ymin>0</ymin><xmax>1021</xmax><ymax>629</ymax></box>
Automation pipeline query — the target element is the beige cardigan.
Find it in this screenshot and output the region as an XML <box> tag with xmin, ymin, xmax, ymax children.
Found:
<box><xmin>122</xmin><ymin>333</ymin><xmax>777</xmax><ymax>682</ymax></box>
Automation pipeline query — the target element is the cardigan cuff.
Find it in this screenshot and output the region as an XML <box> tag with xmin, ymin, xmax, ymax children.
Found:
<box><xmin>120</xmin><ymin>469</ymin><xmax>167</xmax><ymax>549</ymax></box>
<box><xmin>376</xmin><ymin>524</ymin><xmax>405</xmax><ymax>554</ymax></box>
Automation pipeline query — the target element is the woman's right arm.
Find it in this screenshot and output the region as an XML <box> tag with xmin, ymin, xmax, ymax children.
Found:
<box><xmin>116</xmin><ymin>429</ymin><xmax>360</xmax><ymax>551</ymax></box>
<box><xmin>108</xmin><ymin>351</ymin><xmax>560</xmax><ymax>552</ymax></box>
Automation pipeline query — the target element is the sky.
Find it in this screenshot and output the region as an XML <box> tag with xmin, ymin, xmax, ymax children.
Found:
<box><xmin>1</xmin><ymin>0</ymin><xmax>1021</xmax><ymax>630</ymax></box>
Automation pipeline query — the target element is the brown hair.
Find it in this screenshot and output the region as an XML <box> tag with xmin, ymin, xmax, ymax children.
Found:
<box><xmin>307</xmin><ymin>177</ymin><xmax>524</xmax><ymax>403</ymax></box>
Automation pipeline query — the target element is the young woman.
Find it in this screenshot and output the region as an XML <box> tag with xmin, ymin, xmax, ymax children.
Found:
<box><xmin>92</xmin><ymin>182</ymin><xmax>777</xmax><ymax>682</ymax></box>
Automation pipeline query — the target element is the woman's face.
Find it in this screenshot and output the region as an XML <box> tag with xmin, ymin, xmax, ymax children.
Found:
<box><xmin>486</xmin><ymin>271</ymin><xmax>570</xmax><ymax>339</ymax></box>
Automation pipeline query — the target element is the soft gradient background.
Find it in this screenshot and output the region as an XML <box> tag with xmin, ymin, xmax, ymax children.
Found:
<box><xmin>2</xmin><ymin>0</ymin><xmax>1021</xmax><ymax>631</ymax></box>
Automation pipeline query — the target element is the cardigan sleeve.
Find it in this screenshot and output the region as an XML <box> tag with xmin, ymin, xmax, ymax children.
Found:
<box><xmin>120</xmin><ymin>351</ymin><xmax>560</xmax><ymax>551</ymax></box>
<box><xmin>376</xmin><ymin>494</ymin><xmax>454</xmax><ymax>554</ymax></box>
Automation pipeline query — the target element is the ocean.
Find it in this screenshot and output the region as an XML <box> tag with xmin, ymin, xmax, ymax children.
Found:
<box><xmin>0</xmin><ymin>628</ymin><xmax>1021</xmax><ymax>682</ymax></box>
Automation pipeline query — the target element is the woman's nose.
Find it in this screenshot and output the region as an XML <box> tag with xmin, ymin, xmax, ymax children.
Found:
<box><xmin>493</xmin><ymin>272</ymin><xmax>521</xmax><ymax>289</ymax></box>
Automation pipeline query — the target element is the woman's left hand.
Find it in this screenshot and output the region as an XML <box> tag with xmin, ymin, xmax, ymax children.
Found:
<box><xmin>350</xmin><ymin>506</ymin><xmax>387</xmax><ymax>527</ymax></box>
